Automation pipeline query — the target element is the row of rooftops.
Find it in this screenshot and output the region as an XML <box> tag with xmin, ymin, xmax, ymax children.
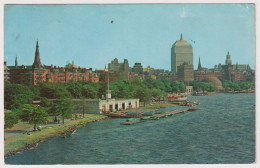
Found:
<box><xmin>4</xmin><ymin>37</ymin><xmax>254</xmax><ymax>75</ymax></box>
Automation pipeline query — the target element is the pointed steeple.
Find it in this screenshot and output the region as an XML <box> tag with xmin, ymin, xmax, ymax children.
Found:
<box><xmin>32</xmin><ymin>40</ymin><xmax>42</xmax><ymax>68</ymax></box>
<box><xmin>198</xmin><ymin>57</ymin><xmax>202</xmax><ymax>70</ymax></box>
<box><xmin>15</xmin><ymin>55</ymin><xmax>18</xmax><ymax>67</ymax></box>
<box><xmin>180</xmin><ymin>33</ymin><xmax>183</xmax><ymax>40</ymax></box>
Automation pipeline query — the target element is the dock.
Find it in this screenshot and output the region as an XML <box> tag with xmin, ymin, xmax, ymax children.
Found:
<box><xmin>149</xmin><ymin>109</ymin><xmax>189</xmax><ymax>120</ymax></box>
<box><xmin>119</xmin><ymin>108</ymin><xmax>192</xmax><ymax>125</ymax></box>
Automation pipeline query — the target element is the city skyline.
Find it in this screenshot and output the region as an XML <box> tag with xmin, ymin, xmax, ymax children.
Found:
<box><xmin>4</xmin><ymin>4</ymin><xmax>255</xmax><ymax>70</ymax></box>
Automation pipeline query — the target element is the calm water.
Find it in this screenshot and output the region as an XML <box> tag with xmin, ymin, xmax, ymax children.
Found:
<box><xmin>5</xmin><ymin>93</ymin><xmax>255</xmax><ymax>164</ymax></box>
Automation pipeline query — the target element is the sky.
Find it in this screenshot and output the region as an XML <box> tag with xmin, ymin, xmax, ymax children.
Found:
<box><xmin>4</xmin><ymin>4</ymin><xmax>255</xmax><ymax>70</ymax></box>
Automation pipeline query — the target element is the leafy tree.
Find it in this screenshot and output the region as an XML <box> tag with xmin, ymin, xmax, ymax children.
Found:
<box><xmin>143</xmin><ymin>78</ymin><xmax>165</xmax><ymax>91</ymax></box>
<box><xmin>66</xmin><ymin>82</ymin><xmax>83</xmax><ymax>98</ymax></box>
<box><xmin>53</xmin><ymin>99</ymin><xmax>74</xmax><ymax>124</ymax></box>
<box><xmin>133</xmin><ymin>77</ymin><xmax>143</xmax><ymax>86</ymax></box>
<box><xmin>4</xmin><ymin>82</ymin><xmax>34</xmax><ymax>109</ymax></box>
<box><xmin>20</xmin><ymin>104</ymin><xmax>49</xmax><ymax>131</ymax></box>
<box><xmin>149</xmin><ymin>88</ymin><xmax>166</xmax><ymax>97</ymax></box>
<box><xmin>82</xmin><ymin>85</ymin><xmax>98</xmax><ymax>98</ymax></box>
<box><xmin>189</xmin><ymin>81</ymin><xmax>216</xmax><ymax>92</ymax></box>
<box><xmin>29</xmin><ymin>85</ymin><xmax>40</xmax><ymax>98</ymax></box>
<box><xmin>39</xmin><ymin>83</ymin><xmax>71</xmax><ymax>99</ymax></box>
<box><xmin>133</xmin><ymin>86</ymin><xmax>151</xmax><ymax>106</ymax></box>
<box><xmin>162</xmin><ymin>80</ymin><xmax>172</xmax><ymax>92</ymax></box>
<box><xmin>98</xmin><ymin>82</ymin><xmax>107</xmax><ymax>98</ymax></box>
<box><xmin>110</xmin><ymin>79</ymin><xmax>132</xmax><ymax>98</ymax></box>
<box><xmin>48</xmin><ymin>100</ymin><xmax>61</xmax><ymax>122</ymax></box>
<box><xmin>171</xmin><ymin>82</ymin><xmax>185</xmax><ymax>93</ymax></box>
<box><xmin>40</xmin><ymin>97</ymin><xmax>51</xmax><ymax>107</ymax></box>
<box><xmin>223</xmin><ymin>81</ymin><xmax>236</xmax><ymax>91</ymax></box>
<box><xmin>4</xmin><ymin>112</ymin><xmax>18</xmax><ymax>129</ymax></box>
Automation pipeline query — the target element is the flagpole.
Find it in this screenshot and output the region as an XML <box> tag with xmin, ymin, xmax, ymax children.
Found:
<box><xmin>108</xmin><ymin>65</ymin><xmax>109</xmax><ymax>91</ymax></box>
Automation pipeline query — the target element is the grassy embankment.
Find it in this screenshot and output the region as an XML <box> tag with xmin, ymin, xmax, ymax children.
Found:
<box><xmin>4</xmin><ymin>114</ymin><xmax>107</xmax><ymax>156</ymax></box>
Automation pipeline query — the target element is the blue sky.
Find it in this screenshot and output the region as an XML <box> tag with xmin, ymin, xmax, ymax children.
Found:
<box><xmin>4</xmin><ymin>4</ymin><xmax>255</xmax><ymax>70</ymax></box>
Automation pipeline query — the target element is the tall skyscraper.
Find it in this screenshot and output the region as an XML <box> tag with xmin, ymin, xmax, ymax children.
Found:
<box><xmin>171</xmin><ymin>33</ymin><xmax>193</xmax><ymax>73</ymax></box>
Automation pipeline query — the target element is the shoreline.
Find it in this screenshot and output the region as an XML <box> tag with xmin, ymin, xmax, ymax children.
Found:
<box><xmin>4</xmin><ymin>115</ymin><xmax>108</xmax><ymax>157</ymax></box>
<box><xmin>4</xmin><ymin>102</ymin><xmax>177</xmax><ymax>157</ymax></box>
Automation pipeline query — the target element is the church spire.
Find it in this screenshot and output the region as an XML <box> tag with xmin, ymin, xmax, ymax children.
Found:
<box><xmin>32</xmin><ymin>40</ymin><xmax>42</xmax><ymax>68</ymax></box>
<box><xmin>198</xmin><ymin>56</ymin><xmax>202</xmax><ymax>70</ymax></box>
<box><xmin>15</xmin><ymin>55</ymin><xmax>18</xmax><ymax>67</ymax></box>
<box><xmin>180</xmin><ymin>33</ymin><xmax>183</xmax><ymax>40</ymax></box>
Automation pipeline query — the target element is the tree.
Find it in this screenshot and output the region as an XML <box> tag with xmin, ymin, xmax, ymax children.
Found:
<box><xmin>4</xmin><ymin>82</ymin><xmax>35</xmax><ymax>109</ymax></box>
<box><xmin>40</xmin><ymin>97</ymin><xmax>51</xmax><ymax>107</ymax></box>
<box><xmin>82</xmin><ymin>84</ymin><xmax>98</xmax><ymax>98</ymax></box>
<box><xmin>162</xmin><ymin>80</ymin><xmax>172</xmax><ymax>92</ymax></box>
<box><xmin>171</xmin><ymin>82</ymin><xmax>185</xmax><ymax>93</ymax></box>
<box><xmin>110</xmin><ymin>79</ymin><xmax>132</xmax><ymax>98</ymax></box>
<box><xmin>133</xmin><ymin>86</ymin><xmax>151</xmax><ymax>106</ymax></box>
<box><xmin>150</xmin><ymin>88</ymin><xmax>166</xmax><ymax>98</ymax></box>
<box><xmin>98</xmin><ymin>82</ymin><xmax>107</xmax><ymax>98</ymax></box>
<box><xmin>39</xmin><ymin>82</ymin><xmax>71</xmax><ymax>99</ymax></box>
<box><xmin>4</xmin><ymin>112</ymin><xmax>18</xmax><ymax>129</ymax></box>
<box><xmin>20</xmin><ymin>104</ymin><xmax>49</xmax><ymax>131</ymax></box>
<box><xmin>66</xmin><ymin>81</ymin><xmax>83</xmax><ymax>98</ymax></box>
<box><xmin>53</xmin><ymin>99</ymin><xmax>74</xmax><ymax>124</ymax></box>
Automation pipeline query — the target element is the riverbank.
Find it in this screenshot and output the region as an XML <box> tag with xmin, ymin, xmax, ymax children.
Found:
<box><xmin>4</xmin><ymin>114</ymin><xmax>108</xmax><ymax>157</ymax></box>
<box><xmin>4</xmin><ymin>102</ymin><xmax>177</xmax><ymax>157</ymax></box>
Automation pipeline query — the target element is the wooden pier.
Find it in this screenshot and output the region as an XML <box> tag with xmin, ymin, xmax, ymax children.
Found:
<box><xmin>120</xmin><ymin>108</ymin><xmax>192</xmax><ymax>125</ymax></box>
<box><xmin>149</xmin><ymin>109</ymin><xmax>189</xmax><ymax>120</ymax></box>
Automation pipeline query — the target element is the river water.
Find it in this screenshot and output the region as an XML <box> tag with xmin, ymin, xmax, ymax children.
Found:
<box><xmin>5</xmin><ymin>93</ymin><xmax>255</xmax><ymax>164</ymax></box>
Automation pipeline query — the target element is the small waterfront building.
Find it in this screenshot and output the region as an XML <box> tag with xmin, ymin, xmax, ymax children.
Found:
<box><xmin>186</xmin><ymin>86</ymin><xmax>193</xmax><ymax>95</ymax></box>
<box><xmin>72</xmin><ymin>98</ymin><xmax>139</xmax><ymax>114</ymax></box>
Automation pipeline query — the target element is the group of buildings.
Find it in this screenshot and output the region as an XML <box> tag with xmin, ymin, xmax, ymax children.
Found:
<box><xmin>4</xmin><ymin>34</ymin><xmax>254</xmax><ymax>113</ymax></box>
<box><xmin>4</xmin><ymin>34</ymin><xmax>254</xmax><ymax>87</ymax></box>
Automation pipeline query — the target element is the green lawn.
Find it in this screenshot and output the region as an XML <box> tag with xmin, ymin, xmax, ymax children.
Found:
<box><xmin>4</xmin><ymin>114</ymin><xmax>107</xmax><ymax>155</ymax></box>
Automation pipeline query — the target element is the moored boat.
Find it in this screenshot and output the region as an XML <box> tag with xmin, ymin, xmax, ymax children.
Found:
<box><xmin>167</xmin><ymin>94</ymin><xmax>188</xmax><ymax>103</ymax></box>
<box><xmin>120</xmin><ymin>118</ymin><xmax>141</xmax><ymax>125</ymax></box>
<box><xmin>141</xmin><ymin>116</ymin><xmax>151</xmax><ymax>120</ymax></box>
<box><xmin>188</xmin><ymin>108</ymin><xmax>198</xmax><ymax>111</ymax></box>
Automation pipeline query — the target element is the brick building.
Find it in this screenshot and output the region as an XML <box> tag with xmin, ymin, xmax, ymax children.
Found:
<box><xmin>195</xmin><ymin>52</ymin><xmax>254</xmax><ymax>82</ymax></box>
<box><xmin>108</xmin><ymin>58</ymin><xmax>129</xmax><ymax>80</ymax></box>
<box><xmin>7</xmin><ymin>41</ymin><xmax>99</xmax><ymax>85</ymax></box>
<box><xmin>4</xmin><ymin>61</ymin><xmax>10</xmax><ymax>81</ymax></box>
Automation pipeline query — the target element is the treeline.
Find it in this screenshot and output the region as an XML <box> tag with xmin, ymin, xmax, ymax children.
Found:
<box><xmin>5</xmin><ymin>79</ymin><xmax>255</xmax><ymax>110</ymax></box>
<box><xmin>4</xmin><ymin>78</ymin><xmax>255</xmax><ymax>129</ymax></box>
<box><xmin>187</xmin><ymin>81</ymin><xmax>217</xmax><ymax>92</ymax></box>
<box><xmin>4</xmin><ymin>78</ymin><xmax>186</xmax><ymax>129</ymax></box>
<box><xmin>4</xmin><ymin>78</ymin><xmax>186</xmax><ymax>110</ymax></box>
<box><xmin>222</xmin><ymin>80</ymin><xmax>255</xmax><ymax>92</ymax></box>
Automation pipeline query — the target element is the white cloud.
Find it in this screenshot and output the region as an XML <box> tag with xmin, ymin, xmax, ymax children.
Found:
<box><xmin>180</xmin><ymin>8</ymin><xmax>186</xmax><ymax>18</ymax></box>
